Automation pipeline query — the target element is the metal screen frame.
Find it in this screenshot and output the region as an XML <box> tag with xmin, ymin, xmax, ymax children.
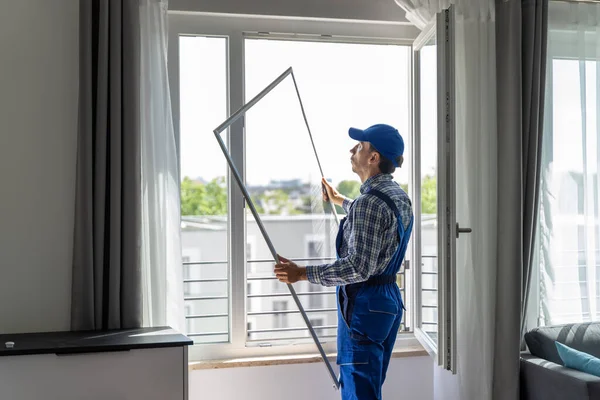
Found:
<box><xmin>213</xmin><ymin>67</ymin><xmax>340</xmax><ymax>389</ymax></box>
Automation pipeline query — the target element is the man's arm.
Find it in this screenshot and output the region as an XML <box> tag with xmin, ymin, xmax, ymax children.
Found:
<box><xmin>322</xmin><ymin>178</ymin><xmax>350</xmax><ymax>210</ymax></box>
<box><xmin>306</xmin><ymin>197</ymin><xmax>388</xmax><ymax>286</ymax></box>
<box><xmin>273</xmin><ymin>178</ymin><xmax>363</xmax><ymax>285</ymax></box>
<box><xmin>341</xmin><ymin>198</ymin><xmax>353</xmax><ymax>213</ymax></box>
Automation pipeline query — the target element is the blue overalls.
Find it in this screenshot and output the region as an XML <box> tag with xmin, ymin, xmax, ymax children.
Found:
<box><xmin>336</xmin><ymin>188</ymin><xmax>414</xmax><ymax>400</ymax></box>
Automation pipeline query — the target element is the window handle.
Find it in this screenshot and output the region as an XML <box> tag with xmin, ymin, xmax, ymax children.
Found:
<box><xmin>456</xmin><ymin>222</ymin><xmax>472</xmax><ymax>238</ymax></box>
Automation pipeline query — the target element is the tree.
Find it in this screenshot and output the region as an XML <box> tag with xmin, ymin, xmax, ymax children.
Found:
<box><xmin>258</xmin><ymin>190</ymin><xmax>288</xmax><ymax>215</ymax></box>
<box><xmin>180</xmin><ymin>176</ymin><xmax>227</xmax><ymax>216</ymax></box>
<box><xmin>180</xmin><ymin>177</ymin><xmax>206</xmax><ymax>216</ymax></box>
<box><xmin>329</xmin><ymin>180</ymin><xmax>359</xmax><ymax>214</ymax></box>
<box><xmin>421</xmin><ymin>175</ymin><xmax>436</xmax><ymax>214</ymax></box>
<box><xmin>255</xmin><ymin>189</ymin><xmax>303</xmax><ymax>215</ymax></box>
<box><xmin>250</xmin><ymin>196</ymin><xmax>265</xmax><ymax>214</ymax></box>
<box><xmin>180</xmin><ymin>175</ymin><xmax>437</xmax><ymax>218</ymax></box>
<box><xmin>204</xmin><ymin>176</ymin><xmax>227</xmax><ymax>215</ymax></box>
<box><xmin>329</xmin><ymin>178</ymin><xmax>435</xmax><ymax>215</ymax></box>
<box><xmin>336</xmin><ymin>180</ymin><xmax>361</xmax><ymax>199</ymax></box>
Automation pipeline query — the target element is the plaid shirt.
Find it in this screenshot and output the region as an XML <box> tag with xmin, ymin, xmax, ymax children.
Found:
<box><xmin>306</xmin><ymin>173</ymin><xmax>413</xmax><ymax>287</ymax></box>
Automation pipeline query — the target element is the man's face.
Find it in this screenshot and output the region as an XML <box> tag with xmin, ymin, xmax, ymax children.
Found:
<box><xmin>350</xmin><ymin>141</ymin><xmax>374</xmax><ymax>174</ymax></box>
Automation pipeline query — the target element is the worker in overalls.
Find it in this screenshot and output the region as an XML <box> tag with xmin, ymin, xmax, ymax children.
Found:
<box><xmin>274</xmin><ymin>124</ymin><xmax>413</xmax><ymax>400</ymax></box>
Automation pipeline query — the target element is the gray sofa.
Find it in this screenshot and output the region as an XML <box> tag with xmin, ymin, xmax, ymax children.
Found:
<box><xmin>521</xmin><ymin>322</ymin><xmax>600</xmax><ymax>399</ymax></box>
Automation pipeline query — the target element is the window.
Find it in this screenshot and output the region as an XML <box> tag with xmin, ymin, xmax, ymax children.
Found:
<box><xmin>306</xmin><ymin>236</ymin><xmax>325</xmax><ymax>309</ymax></box>
<box><xmin>178</xmin><ymin>35</ymin><xmax>230</xmax><ymax>346</ymax></box>
<box><xmin>272</xmin><ymin>301</ymin><xmax>289</xmax><ymax>329</ymax></box>
<box><xmin>185</xmin><ymin>304</ymin><xmax>193</xmax><ymax>333</ymax></box>
<box><xmin>182</xmin><ymin>256</ymin><xmax>191</xmax><ymax>296</ymax></box>
<box><xmin>170</xmin><ymin>12</ymin><xmax>425</xmax><ymax>361</ymax></box>
<box><xmin>307</xmin><ymin>318</ymin><xmax>325</xmax><ymax>338</ymax></box>
<box><xmin>416</xmin><ymin>30</ymin><xmax>439</xmax><ymax>344</ymax></box>
<box><xmin>535</xmin><ymin>4</ymin><xmax>600</xmax><ymax>327</ymax></box>
<box><xmin>243</xmin><ymin>37</ymin><xmax>410</xmax><ymax>347</ymax></box>
<box><xmin>410</xmin><ymin>10</ymin><xmax>457</xmax><ymax>371</ymax></box>
<box><xmin>246</xmin><ymin>242</ymin><xmax>253</xmax><ymax>260</ymax></box>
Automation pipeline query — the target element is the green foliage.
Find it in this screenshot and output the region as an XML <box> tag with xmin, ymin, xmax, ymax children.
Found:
<box><xmin>332</xmin><ymin>180</ymin><xmax>426</xmax><ymax>214</ymax></box>
<box><xmin>251</xmin><ymin>196</ymin><xmax>265</xmax><ymax>214</ymax></box>
<box><xmin>180</xmin><ymin>175</ymin><xmax>436</xmax><ymax>217</ymax></box>
<box><xmin>421</xmin><ymin>175</ymin><xmax>436</xmax><ymax>214</ymax></box>
<box><xmin>256</xmin><ymin>189</ymin><xmax>299</xmax><ymax>215</ymax></box>
<box><xmin>204</xmin><ymin>177</ymin><xmax>227</xmax><ymax>215</ymax></box>
<box><xmin>336</xmin><ymin>180</ymin><xmax>361</xmax><ymax>199</ymax></box>
<box><xmin>333</xmin><ymin>180</ymin><xmax>361</xmax><ymax>214</ymax></box>
<box><xmin>180</xmin><ymin>176</ymin><xmax>227</xmax><ymax>216</ymax></box>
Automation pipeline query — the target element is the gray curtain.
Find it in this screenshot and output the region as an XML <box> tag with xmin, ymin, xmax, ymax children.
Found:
<box><xmin>71</xmin><ymin>0</ymin><xmax>142</xmax><ymax>331</ymax></box>
<box><xmin>494</xmin><ymin>0</ymin><xmax>548</xmax><ymax>398</ymax></box>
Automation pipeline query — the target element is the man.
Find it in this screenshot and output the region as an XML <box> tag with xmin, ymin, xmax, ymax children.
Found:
<box><xmin>274</xmin><ymin>124</ymin><xmax>414</xmax><ymax>400</ymax></box>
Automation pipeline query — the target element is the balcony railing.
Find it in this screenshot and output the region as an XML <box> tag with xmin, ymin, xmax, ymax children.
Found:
<box><xmin>421</xmin><ymin>255</ymin><xmax>438</xmax><ymax>339</ymax></box>
<box><xmin>183</xmin><ymin>256</ymin><xmax>408</xmax><ymax>344</ymax></box>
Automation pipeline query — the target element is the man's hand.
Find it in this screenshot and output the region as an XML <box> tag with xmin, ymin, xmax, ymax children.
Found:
<box><xmin>274</xmin><ymin>255</ymin><xmax>308</xmax><ymax>284</ymax></box>
<box><xmin>322</xmin><ymin>177</ymin><xmax>346</xmax><ymax>207</ymax></box>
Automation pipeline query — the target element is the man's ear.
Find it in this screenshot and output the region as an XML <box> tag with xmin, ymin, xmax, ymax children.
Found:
<box><xmin>397</xmin><ymin>155</ymin><xmax>404</xmax><ymax>168</ymax></box>
<box><xmin>369</xmin><ymin>151</ymin><xmax>380</xmax><ymax>165</ymax></box>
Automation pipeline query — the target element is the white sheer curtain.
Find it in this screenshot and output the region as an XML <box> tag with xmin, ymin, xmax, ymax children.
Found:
<box><xmin>454</xmin><ymin>11</ymin><xmax>497</xmax><ymax>400</ymax></box>
<box><xmin>537</xmin><ymin>3</ymin><xmax>600</xmax><ymax>327</ymax></box>
<box><xmin>140</xmin><ymin>0</ymin><xmax>185</xmax><ymax>332</ymax></box>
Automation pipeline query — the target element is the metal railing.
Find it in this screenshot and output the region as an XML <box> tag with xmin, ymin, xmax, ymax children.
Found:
<box><xmin>183</xmin><ymin>256</ymin><xmax>408</xmax><ymax>343</ymax></box>
<box><xmin>421</xmin><ymin>255</ymin><xmax>438</xmax><ymax>334</ymax></box>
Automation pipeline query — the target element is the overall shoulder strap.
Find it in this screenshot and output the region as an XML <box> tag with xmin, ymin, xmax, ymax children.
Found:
<box><xmin>366</xmin><ymin>189</ymin><xmax>400</xmax><ymax>218</ymax></box>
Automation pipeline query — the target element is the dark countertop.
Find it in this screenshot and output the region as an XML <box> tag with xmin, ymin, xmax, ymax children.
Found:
<box><xmin>0</xmin><ymin>326</ymin><xmax>193</xmax><ymax>357</ymax></box>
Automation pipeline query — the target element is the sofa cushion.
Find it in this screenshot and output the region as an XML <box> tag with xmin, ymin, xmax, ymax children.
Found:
<box><xmin>556</xmin><ymin>342</ymin><xmax>600</xmax><ymax>377</ymax></box>
<box><xmin>525</xmin><ymin>323</ymin><xmax>600</xmax><ymax>365</ymax></box>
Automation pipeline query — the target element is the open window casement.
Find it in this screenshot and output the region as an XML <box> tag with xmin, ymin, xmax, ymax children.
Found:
<box><xmin>411</xmin><ymin>8</ymin><xmax>458</xmax><ymax>373</ymax></box>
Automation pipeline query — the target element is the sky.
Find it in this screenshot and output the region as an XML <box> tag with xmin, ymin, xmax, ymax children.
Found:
<box><xmin>178</xmin><ymin>36</ymin><xmax>438</xmax><ymax>189</ymax></box>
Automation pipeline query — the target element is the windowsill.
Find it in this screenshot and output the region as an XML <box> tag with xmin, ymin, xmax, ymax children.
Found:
<box><xmin>189</xmin><ymin>343</ymin><xmax>427</xmax><ymax>370</ymax></box>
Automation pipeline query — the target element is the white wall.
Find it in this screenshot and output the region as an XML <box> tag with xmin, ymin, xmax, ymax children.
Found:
<box><xmin>190</xmin><ymin>356</ymin><xmax>434</xmax><ymax>400</ymax></box>
<box><xmin>170</xmin><ymin>0</ymin><xmax>409</xmax><ymax>23</ymax></box>
<box><xmin>433</xmin><ymin>366</ymin><xmax>460</xmax><ymax>400</ymax></box>
<box><xmin>0</xmin><ymin>1</ymin><xmax>79</xmax><ymax>333</ymax></box>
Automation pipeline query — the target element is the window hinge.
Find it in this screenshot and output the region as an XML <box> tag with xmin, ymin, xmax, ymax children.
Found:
<box><xmin>404</xmin><ymin>260</ymin><xmax>410</xmax><ymax>270</ymax></box>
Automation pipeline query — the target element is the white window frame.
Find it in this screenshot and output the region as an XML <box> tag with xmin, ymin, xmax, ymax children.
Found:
<box><xmin>168</xmin><ymin>11</ymin><xmax>422</xmax><ymax>362</ymax></box>
<box><xmin>410</xmin><ymin>9</ymin><xmax>457</xmax><ymax>373</ymax></box>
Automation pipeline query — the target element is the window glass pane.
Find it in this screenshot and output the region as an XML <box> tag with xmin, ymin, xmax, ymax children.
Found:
<box><xmin>243</xmin><ymin>70</ymin><xmax>338</xmax><ymax>344</ymax></box>
<box><xmin>419</xmin><ymin>35</ymin><xmax>438</xmax><ymax>343</ymax></box>
<box><xmin>244</xmin><ymin>38</ymin><xmax>411</xmax><ymax>344</ymax></box>
<box><xmin>179</xmin><ymin>35</ymin><xmax>229</xmax><ymax>344</ymax></box>
<box><xmin>539</xmin><ymin>48</ymin><xmax>600</xmax><ymax>325</ymax></box>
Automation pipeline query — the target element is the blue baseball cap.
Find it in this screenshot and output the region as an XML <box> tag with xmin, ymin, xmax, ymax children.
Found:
<box><xmin>348</xmin><ymin>124</ymin><xmax>405</xmax><ymax>167</ymax></box>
